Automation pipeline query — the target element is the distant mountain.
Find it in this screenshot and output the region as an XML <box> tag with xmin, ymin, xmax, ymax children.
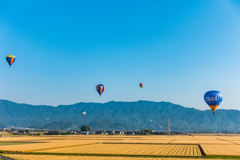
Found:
<box><xmin>89</xmin><ymin>119</ymin><xmax>131</xmax><ymax>130</ymax></box>
<box><xmin>30</xmin><ymin>119</ymin><xmax>130</xmax><ymax>131</ymax></box>
<box><xmin>0</xmin><ymin>100</ymin><xmax>240</xmax><ymax>131</ymax></box>
<box><xmin>0</xmin><ymin>123</ymin><xmax>6</xmax><ymax>128</ymax></box>
<box><xmin>30</xmin><ymin>122</ymin><xmax>79</xmax><ymax>130</ymax></box>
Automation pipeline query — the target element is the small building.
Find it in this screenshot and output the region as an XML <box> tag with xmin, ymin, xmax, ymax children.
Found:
<box><xmin>18</xmin><ymin>130</ymin><xmax>25</xmax><ymax>135</ymax></box>
<box><xmin>115</xmin><ymin>131</ymin><xmax>124</xmax><ymax>135</ymax></box>
<box><xmin>125</xmin><ymin>131</ymin><xmax>135</xmax><ymax>135</ymax></box>
<box><xmin>107</xmin><ymin>131</ymin><xmax>115</xmax><ymax>135</ymax></box>
<box><xmin>95</xmin><ymin>131</ymin><xmax>104</xmax><ymax>134</ymax></box>
<box><xmin>81</xmin><ymin>131</ymin><xmax>89</xmax><ymax>135</ymax></box>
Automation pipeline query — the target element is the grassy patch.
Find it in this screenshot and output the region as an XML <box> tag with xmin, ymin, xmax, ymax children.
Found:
<box><xmin>204</xmin><ymin>155</ymin><xmax>240</xmax><ymax>159</ymax></box>
<box><xmin>0</xmin><ymin>142</ymin><xmax>33</xmax><ymax>146</ymax></box>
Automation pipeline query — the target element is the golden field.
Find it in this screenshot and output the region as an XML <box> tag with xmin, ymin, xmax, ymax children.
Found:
<box><xmin>0</xmin><ymin>134</ymin><xmax>240</xmax><ymax>159</ymax></box>
<box><xmin>201</xmin><ymin>144</ymin><xmax>240</xmax><ymax>156</ymax></box>
<box><xmin>36</xmin><ymin>144</ymin><xmax>201</xmax><ymax>156</ymax></box>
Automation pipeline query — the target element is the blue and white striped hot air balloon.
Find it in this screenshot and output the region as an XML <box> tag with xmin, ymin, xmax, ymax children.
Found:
<box><xmin>82</xmin><ymin>111</ymin><xmax>86</xmax><ymax>117</ymax></box>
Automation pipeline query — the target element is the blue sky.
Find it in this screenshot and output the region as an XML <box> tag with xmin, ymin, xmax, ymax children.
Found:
<box><xmin>0</xmin><ymin>0</ymin><xmax>240</xmax><ymax>110</ymax></box>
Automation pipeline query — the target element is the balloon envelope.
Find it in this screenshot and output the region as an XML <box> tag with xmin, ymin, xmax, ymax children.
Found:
<box><xmin>139</xmin><ymin>83</ymin><xmax>144</xmax><ymax>88</ymax></box>
<box><xmin>6</xmin><ymin>55</ymin><xmax>15</xmax><ymax>67</ymax></box>
<box><xmin>96</xmin><ymin>84</ymin><xmax>105</xmax><ymax>96</ymax></box>
<box><xmin>204</xmin><ymin>90</ymin><xmax>223</xmax><ymax>112</ymax></box>
<box><xmin>82</xmin><ymin>111</ymin><xmax>86</xmax><ymax>117</ymax></box>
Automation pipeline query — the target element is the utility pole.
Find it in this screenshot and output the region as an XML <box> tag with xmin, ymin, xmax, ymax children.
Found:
<box><xmin>1</xmin><ymin>127</ymin><xmax>5</xmax><ymax>137</ymax></box>
<box><xmin>168</xmin><ymin>118</ymin><xmax>171</xmax><ymax>136</ymax></box>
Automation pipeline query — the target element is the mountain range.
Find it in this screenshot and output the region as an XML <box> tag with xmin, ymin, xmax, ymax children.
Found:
<box><xmin>0</xmin><ymin>100</ymin><xmax>239</xmax><ymax>131</ymax></box>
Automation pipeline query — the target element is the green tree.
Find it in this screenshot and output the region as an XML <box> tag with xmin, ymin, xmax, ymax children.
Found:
<box><xmin>141</xmin><ymin>129</ymin><xmax>152</xmax><ymax>135</ymax></box>
<box><xmin>81</xmin><ymin>125</ymin><xmax>91</xmax><ymax>131</ymax></box>
<box><xmin>26</xmin><ymin>130</ymin><xmax>29</xmax><ymax>133</ymax></box>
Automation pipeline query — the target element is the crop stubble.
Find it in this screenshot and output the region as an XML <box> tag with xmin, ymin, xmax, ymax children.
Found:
<box><xmin>36</xmin><ymin>144</ymin><xmax>201</xmax><ymax>156</ymax></box>
<box><xmin>1</xmin><ymin>135</ymin><xmax>240</xmax><ymax>157</ymax></box>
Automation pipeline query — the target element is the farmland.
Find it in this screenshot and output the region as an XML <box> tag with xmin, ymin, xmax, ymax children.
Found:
<box><xmin>36</xmin><ymin>144</ymin><xmax>201</xmax><ymax>156</ymax></box>
<box><xmin>0</xmin><ymin>135</ymin><xmax>240</xmax><ymax>159</ymax></box>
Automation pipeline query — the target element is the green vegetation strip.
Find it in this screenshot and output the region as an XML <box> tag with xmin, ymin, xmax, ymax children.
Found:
<box><xmin>0</xmin><ymin>142</ymin><xmax>34</xmax><ymax>146</ymax></box>
<box><xmin>2</xmin><ymin>151</ymin><xmax>240</xmax><ymax>159</ymax></box>
<box><xmin>102</xmin><ymin>142</ymin><xmax>198</xmax><ymax>145</ymax></box>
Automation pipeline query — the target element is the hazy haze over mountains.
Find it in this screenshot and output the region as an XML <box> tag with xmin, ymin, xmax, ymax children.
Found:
<box><xmin>0</xmin><ymin>100</ymin><xmax>239</xmax><ymax>131</ymax></box>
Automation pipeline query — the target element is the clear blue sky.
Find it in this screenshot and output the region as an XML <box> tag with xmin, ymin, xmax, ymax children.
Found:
<box><xmin>0</xmin><ymin>0</ymin><xmax>240</xmax><ymax>110</ymax></box>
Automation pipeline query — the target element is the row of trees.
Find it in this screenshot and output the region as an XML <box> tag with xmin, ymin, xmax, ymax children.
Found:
<box><xmin>81</xmin><ymin>125</ymin><xmax>91</xmax><ymax>131</ymax></box>
<box><xmin>141</xmin><ymin>129</ymin><xmax>152</xmax><ymax>135</ymax></box>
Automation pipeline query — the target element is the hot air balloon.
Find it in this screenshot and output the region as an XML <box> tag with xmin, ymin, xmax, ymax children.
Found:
<box><xmin>139</xmin><ymin>83</ymin><xmax>144</xmax><ymax>88</ymax></box>
<box><xmin>6</xmin><ymin>55</ymin><xmax>15</xmax><ymax>68</ymax></box>
<box><xmin>204</xmin><ymin>90</ymin><xmax>223</xmax><ymax>115</ymax></box>
<box><xmin>96</xmin><ymin>84</ymin><xmax>105</xmax><ymax>97</ymax></box>
<box><xmin>82</xmin><ymin>111</ymin><xmax>86</xmax><ymax>117</ymax></box>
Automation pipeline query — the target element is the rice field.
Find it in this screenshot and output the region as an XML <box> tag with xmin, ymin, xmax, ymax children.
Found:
<box><xmin>201</xmin><ymin>144</ymin><xmax>240</xmax><ymax>156</ymax></box>
<box><xmin>0</xmin><ymin>140</ymin><xmax>97</xmax><ymax>152</ymax></box>
<box><xmin>1</xmin><ymin>135</ymin><xmax>240</xmax><ymax>159</ymax></box>
<box><xmin>36</xmin><ymin>143</ymin><xmax>201</xmax><ymax>156</ymax></box>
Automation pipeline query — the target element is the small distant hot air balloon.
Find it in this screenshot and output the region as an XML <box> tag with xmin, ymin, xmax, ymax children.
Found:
<box><xmin>82</xmin><ymin>111</ymin><xmax>86</xmax><ymax>117</ymax></box>
<box><xmin>96</xmin><ymin>84</ymin><xmax>105</xmax><ymax>97</ymax></box>
<box><xmin>139</xmin><ymin>83</ymin><xmax>144</xmax><ymax>88</ymax></box>
<box><xmin>204</xmin><ymin>90</ymin><xmax>223</xmax><ymax>115</ymax></box>
<box><xmin>6</xmin><ymin>55</ymin><xmax>15</xmax><ymax>68</ymax></box>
